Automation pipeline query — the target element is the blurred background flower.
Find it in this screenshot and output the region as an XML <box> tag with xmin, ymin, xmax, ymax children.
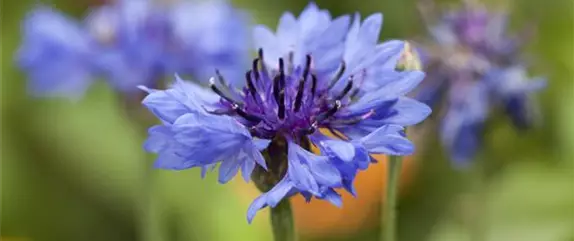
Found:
<box><xmin>17</xmin><ymin>0</ymin><xmax>250</xmax><ymax>99</ymax></box>
<box><xmin>2</xmin><ymin>0</ymin><xmax>573</xmax><ymax>241</ymax></box>
<box><xmin>414</xmin><ymin>0</ymin><xmax>547</xmax><ymax>167</ymax></box>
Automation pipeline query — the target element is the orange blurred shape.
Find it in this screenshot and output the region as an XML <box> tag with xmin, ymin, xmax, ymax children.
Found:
<box><xmin>236</xmin><ymin>152</ymin><xmax>417</xmax><ymax>238</ymax></box>
<box><xmin>292</xmin><ymin>154</ymin><xmax>416</xmax><ymax>238</ymax></box>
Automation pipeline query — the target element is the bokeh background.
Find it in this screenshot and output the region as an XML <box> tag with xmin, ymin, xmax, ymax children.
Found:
<box><xmin>2</xmin><ymin>0</ymin><xmax>573</xmax><ymax>240</ymax></box>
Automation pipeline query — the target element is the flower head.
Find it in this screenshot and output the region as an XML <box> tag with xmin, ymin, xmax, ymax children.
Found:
<box><xmin>17</xmin><ymin>0</ymin><xmax>249</xmax><ymax>98</ymax></box>
<box><xmin>421</xmin><ymin>0</ymin><xmax>526</xmax><ymax>62</ymax></box>
<box><xmin>86</xmin><ymin>0</ymin><xmax>172</xmax><ymax>92</ymax></box>
<box><xmin>88</xmin><ymin>0</ymin><xmax>250</xmax><ymax>92</ymax></box>
<box><xmin>169</xmin><ymin>0</ymin><xmax>250</xmax><ymax>88</ymax></box>
<box><xmin>415</xmin><ymin>0</ymin><xmax>546</xmax><ymax>166</ymax></box>
<box><xmin>141</xmin><ymin>3</ymin><xmax>431</xmax><ymax>222</ymax></box>
<box><xmin>17</xmin><ymin>7</ymin><xmax>97</xmax><ymax>98</ymax></box>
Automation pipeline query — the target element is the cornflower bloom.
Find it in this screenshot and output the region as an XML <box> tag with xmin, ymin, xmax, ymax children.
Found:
<box><xmin>141</xmin><ymin>3</ymin><xmax>431</xmax><ymax>222</ymax></box>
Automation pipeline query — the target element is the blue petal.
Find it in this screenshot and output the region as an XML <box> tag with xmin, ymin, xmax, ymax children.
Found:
<box><xmin>266</xmin><ymin>178</ymin><xmax>295</xmax><ymax>208</ymax></box>
<box><xmin>246</xmin><ymin>178</ymin><xmax>294</xmax><ymax>223</ymax></box>
<box><xmin>240</xmin><ymin>155</ymin><xmax>255</xmax><ymax>182</ymax></box>
<box><xmin>253</xmin><ymin>138</ymin><xmax>271</xmax><ymax>151</ymax></box>
<box><xmin>326</xmin><ymin>140</ymin><xmax>355</xmax><ymax>162</ymax></box>
<box><xmin>307</xmin><ymin>15</ymin><xmax>350</xmax><ymax>75</ymax></box>
<box><xmin>361</xmin><ymin>125</ymin><xmax>415</xmax><ymax>155</ymax></box>
<box><xmin>253</xmin><ymin>25</ymin><xmax>280</xmax><ymax>66</ymax></box>
<box><xmin>383</xmin><ymin>97</ymin><xmax>433</xmax><ymax>126</ymax></box>
<box><xmin>355</xmin><ymin>41</ymin><xmax>407</xmax><ymax>92</ymax></box>
<box><xmin>357</xmin><ymin>40</ymin><xmax>405</xmax><ymax>73</ymax></box>
<box><xmin>143</xmin><ymin>125</ymin><xmax>173</xmax><ymax>153</ymax></box>
<box><xmin>343</xmin><ymin>13</ymin><xmax>361</xmax><ymax>59</ymax></box>
<box><xmin>141</xmin><ymin>88</ymin><xmax>193</xmax><ymax>124</ymax></box>
<box><xmin>298</xmin><ymin>3</ymin><xmax>332</xmax><ymax>39</ymax></box>
<box><xmin>168</xmin><ymin>113</ymin><xmax>251</xmax><ymax>167</ymax></box>
<box><xmin>299</xmin><ymin>2</ymin><xmax>322</xmax><ymax>22</ymax></box>
<box><xmin>343</xmin><ymin>13</ymin><xmax>383</xmax><ymax>66</ymax></box>
<box><xmin>153</xmin><ymin>152</ymin><xmax>195</xmax><ymax>170</ymax></box>
<box><xmin>247</xmin><ymin>143</ymin><xmax>268</xmax><ymax>170</ymax></box>
<box><xmin>288</xmin><ymin>142</ymin><xmax>341</xmax><ymax>188</ymax></box>
<box><xmin>300</xmin><ymin>192</ymin><xmax>313</xmax><ymax>203</ymax></box>
<box><xmin>377</xmin><ymin>40</ymin><xmax>406</xmax><ymax>70</ymax></box>
<box><xmin>342</xmin><ymin>178</ymin><xmax>357</xmax><ymax>197</ymax></box>
<box><xmin>312</xmin><ymin>137</ymin><xmax>355</xmax><ymax>162</ymax></box>
<box><xmin>287</xmin><ymin>150</ymin><xmax>319</xmax><ymax>194</ymax></box>
<box><xmin>218</xmin><ymin>154</ymin><xmax>243</xmax><ymax>183</ymax></box>
<box><xmin>277</xmin><ymin>12</ymin><xmax>299</xmax><ymax>54</ymax></box>
<box><xmin>354</xmin><ymin>147</ymin><xmax>371</xmax><ymax>170</ymax></box>
<box><xmin>343</xmin><ymin>97</ymin><xmax>430</xmax><ymax>133</ymax></box>
<box><xmin>140</xmin><ymin>76</ymin><xmax>218</xmax><ymax>124</ymax></box>
<box><xmin>146</xmin><ymin>111</ymin><xmax>268</xmax><ymax>181</ymax></box>
<box><xmin>258</xmin><ymin>3</ymin><xmax>347</xmax><ymax>74</ymax></box>
<box><xmin>247</xmin><ymin>195</ymin><xmax>267</xmax><ymax>223</ymax></box>
<box><xmin>307</xmin><ymin>154</ymin><xmax>342</xmax><ymax>187</ymax></box>
<box><xmin>358</xmin><ymin>13</ymin><xmax>383</xmax><ymax>48</ymax></box>
<box><xmin>201</xmin><ymin>164</ymin><xmax>217</xmax><ymax>178</ymax></box>
<box><xmin>355</xmin><ymin>71</ymin><xmax>425</xmax><ymax>106</ymax></box>
<box><xmin>144</xmin><ymin>124</ymin><xmax>202</xmax><ymax>170</ymax></box>
<box><xmin>322</xmin><ymin>189</ymin><xmax>343</xmax><ymax>207</ymax></box>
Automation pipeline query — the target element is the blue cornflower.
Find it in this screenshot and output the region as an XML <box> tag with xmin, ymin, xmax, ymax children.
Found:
<box><xmin>416</xmin><ymin>0</ymin><xmax>546</xmax><ymax>166</ymax></box>
<box><xmin>17</xmin><ymin>0</ymin><xmax>249</xmax><ymax>97</ymax></box>
<box><xmin>141</xmin><ymin>3</ymin><xmax>431</xmax><ymax>222</ymax></box>
<box><xmin>422</xmin><ymin>0</ymin><xmax>527</xmax><ymax>63</ymax></box>
<box><xmin>88</xmin><ymin>0</ymin><xmax>250</xmax><ymax>92</ymax></box>
<box><xmin>169</xmin><ymin>0</ymin><xmax>250</xmax><ymax>88</ymax></box>
<box><xmin>17</xmin><ymin>7</ymin><xmax>98</xmax><ymax>99</ymax></box>
<box><xmin>86</xmin><ymin>0</ymin><xmax>172</xmax><ymax>93</ymax></box>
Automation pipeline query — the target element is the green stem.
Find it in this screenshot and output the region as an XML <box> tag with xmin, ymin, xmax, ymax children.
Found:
<box><xmin>123</xmin><ymin>103</ymin><xmax>162</xmax><ymax>241</ymax></box>
<box><xmin>382</xmin><ymin>155</ymin><xmax>402</xmax><ymax>241</ymax></box>
<box><xmin>469</xmin><ymin>161</ymin><xmax>487</xmax><ymax>241</ymax></box>
<box><xmin>270</xmin><ymin>198</ymin><xmax>297</xmax><ymax>241</ymax></box>
<box><xmin>142</xmin><ymin>160</ymin><xmax>163</xmax><ymax>241</ymax></box>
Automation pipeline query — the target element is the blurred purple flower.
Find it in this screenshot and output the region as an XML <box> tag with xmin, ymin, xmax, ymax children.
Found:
<box><xmin>416</xmin><ymin>0</ymin><xmax>546</xmax><ymax>166</ymax></box>
<box><xmin>17</xmin><ymin>0</ymin><xmax>250</xmax><ymax>97</ymax></box>
<box><xmin>140</xmin><ymin>3</ymin><xmax>431</xmax><ymax>222</ymax></box>
<box><xmin>17</xmin><ymin>7</ymin><xmax>98</xmax><ymax>99</ymax></box>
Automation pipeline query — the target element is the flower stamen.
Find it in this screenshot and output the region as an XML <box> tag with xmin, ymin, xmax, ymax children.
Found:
<box><xmin>328</xmin><ymin>61</ymin><xmax>346</xmax><ymax>89</ymax></box>
<box><xmin>311</xmin><ymin>75</ymin><xmax>318</xmax><ymax>99</ymax></box>
<box><xmin>334</xmin><ymin>77</ymin><xmax>354</xmax><ymax>101</ymax></box>
<box><xmin>294</xmin><ymin>55</ymin><xmax>312</xmax><ymax>112</ymax></box>
<box><xmin>232</xmin><ymin>103</ymin><xmax>262</xmax><ymax>123</ymax></box>
<box><xmin>209</xmin><ymin>78</ymin><xmax>241</xmax><ymax>105</ymax></box>
<box><xmin>252</xmin><ymin>59</ymin><xmax>261</xmax><ymax>82</ymax></box>
<box><xmin>257</xmin><ymin>48</ymin><xmax>269</xmax><ymax>78</ymax></box>
<box><xmin>276</xmin><ymin>58</ymin><xmax>287</xmax><ymax>119</ymax></box>
<box><xmin>245</xmin><ymin>70</ymin><xmax>258</xmax><ymax>99</ymax></box>
<box><xmin>316</xmin><ymin>100</ymin><xmax>342</xmax><ymax>122</ymax></box>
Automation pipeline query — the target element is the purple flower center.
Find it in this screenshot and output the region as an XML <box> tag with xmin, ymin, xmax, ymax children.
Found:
<box><xmin>209</xmin><ymin>49</ymin><xmax>366</xmax><ymax>140</ymax></box>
